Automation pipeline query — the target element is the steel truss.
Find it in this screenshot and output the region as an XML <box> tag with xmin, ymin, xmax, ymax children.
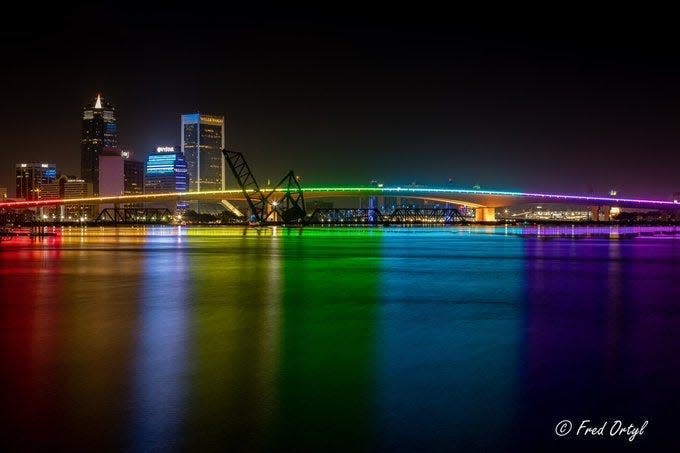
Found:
<box><xmin>222</xmin><ymin>149</ymin><xmax>306</xmax><ymax>224</ymax></box>
<box><xmin>388</xmin><ymin>208</ymin><xmax>466</xmax><ymax>224</ymax></box>
<box><xmin>308</xmin><ymin>208</ymin><xmax>384</xmax><ymax>224</ymax></box>
<box><xmin>264</xmin><ymin>171</ymin><xmax>306</xmax><ymax>224</ymax></box>
<box><xmin>308</xmin><ymin>207</ymin><xmax>465</xmax><ymax>224</ymax></box>
<box><xmin>222</xmin><ymin>150</ymin><xmax>268</xmax><ymax>222</ymax></box>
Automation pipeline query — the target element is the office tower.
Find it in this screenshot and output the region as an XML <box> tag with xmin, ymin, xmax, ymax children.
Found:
<box><xmin>98</xmin><ymin>149</ymin><xmax>125</xmax><ymax>197</ymax></box>
<box><xmin>41</xmin><ymin>175</ymin><xmax>93</xmax><ymax>200</ymax></box>
<box><xmin>41</xmin><ymin>175</ymin><xmax>93</xmax><ymax>220</ymax></box>
<box><xmin>122</xmin><ymin>150</ymin><xmax>144</xmax><ymax>195</ymax></box>
<box><xmin>15</xmin><ymin>162</ymin><xmax>57</xmax><ymax>200</ymax></box>
<box><xmin>81</xmin><ymin>94</ymin><xmax>117</xmax><ymax>195</ymax></box>
<box><xmin>144</xmin><ymin>146</ymin><xmax>189</xmax><ymax>193</ymax></box>
<box><xmin>99</xmin><ymin>149</ymin><xmax>144</xmax><ymax>198</ymax></box>
<box><xmin>181</xmin><ymin>113</ymin><xmax>225</xmax><ymax>191</ymax></box>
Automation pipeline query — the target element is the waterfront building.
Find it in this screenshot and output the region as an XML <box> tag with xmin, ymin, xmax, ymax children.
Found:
<box><xmin>41</xmin><ymin>175</ymin><xmax>94</xmax><ymax>220</ymax></box>
<box><xmin>99</xmin><ymin>149</ymin><xmax>125</xmax><ymax>197</ymax></box>
<box><xmin>41</xmin><ymin>175</ymin><xmax>93</xmax><ymax>200</ymax></box>
<box><xmin>145</xmin><ymin>146</ymin><xmax>189</xmax><ymax>211</ymax></box>
<box><xmin>180</xmin><ymin>113</ymin><xmax>225</xmax><ymax>191</ymax></box>
<box><xmin>122</xmin><ymin>150</ymin><xmax>144</xmax><ymax>196</ymax></box>
<box><xmin>81</xmin><ymin>94</ymin><xmax>117</xmax><ymax>195</ymax></box>
<box><xmin>99</xmin><ymin>149</ymin><xmax>144</xmax><ymax>197</ymax></box>
<box><xmin>144</xmin><ymin>146</ymin><xmax>188</xmax><ymax>193</ymax></box>
<box><xmin>15</xmin><ymin>162</ymin><xmax>57</xmax><ymax>200</ymax></box>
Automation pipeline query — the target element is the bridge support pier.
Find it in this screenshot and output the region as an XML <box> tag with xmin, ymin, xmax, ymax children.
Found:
<box><xmin>590</xmin><ymin>206</ymin><xmax>611</xmax><ymax>222</ymax></box>
<box><xmin>475</xmin><ymin>207</ymin><xmax>496</xmax><ymax>222</ymax></box>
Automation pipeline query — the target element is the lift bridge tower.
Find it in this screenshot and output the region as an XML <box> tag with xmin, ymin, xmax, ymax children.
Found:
<box><xmin>222</xmin><ymin>149</ymin><xmax>306</xmax><ymax>225</ymax></box>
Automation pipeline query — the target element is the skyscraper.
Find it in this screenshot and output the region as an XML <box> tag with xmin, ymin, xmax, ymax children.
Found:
<box><xmin>122</xmin><ymin>150</ymin><xmax>144</xmax><ymax>196</ymax></box>
<box><xmin>98</xmin><ymin>149</ymin><xmax>144</xmax><ymax>197</ymax></box>
<box><xmin>144</xmin><ymin>146</ymin><xmax>189</xmax><ymax>194</ymax></box>
<box><xmin>15</xmin><ymin>162</ymin><xmax>57</xmax><ymax>200</ymax></box>
<box><xmin>181</xmin><ymin>113</ymin><xmax>225</xmax><ymax>191</ymax></box>
<box><xmin>81</xmin><ymin>94</ymin><xmax>117</xmax><ymax>195</ymax></box>
<box><xmin>98</xmin><ymin>149</ymin><xmax>125</xmax><ymax>197</ymax></box>
<box><xmin>145</xmin><ymin>146</ymin><xmax>189</xmax><ymax>211</ymax></box>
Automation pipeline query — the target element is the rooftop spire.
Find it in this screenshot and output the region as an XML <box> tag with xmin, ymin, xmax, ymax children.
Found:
<box><xmin>94</xmin><ymin>94</ymin><xmax>102</xmax><ymax>109</ymax></box>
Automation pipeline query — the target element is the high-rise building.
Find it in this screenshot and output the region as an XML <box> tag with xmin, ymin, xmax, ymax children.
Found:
<box><xmin>181</xmin><ymin>113</ymin><xmax>225</xmax><ymax>191</ymax></box>
<box><xmin>98</xmin><ymin>148</ymin><xmax>144</xmax><ymax>197</ymax></box>
<box><xmin>15</xmin><ymin>162</ymin><xmax>57</xmax><ymax>200</ymax></box>
<box><xmin>144</xmin><ymin>146</ymin><xmax>189</xmax><ymax>194</ymax></box>
<box><xmin>99</xmin><ymin>149</ymin><xmax>125</xmax><ymax>197</ymax></box>
<box><xmin>122</xmin><ymin>150</ymin><xmax>144</xmax><ymax>196</ymax></box>
<box><xmin>81</xmin><ymin>94</ymin><xmax>117</xmax><ymax>195</ymax></box>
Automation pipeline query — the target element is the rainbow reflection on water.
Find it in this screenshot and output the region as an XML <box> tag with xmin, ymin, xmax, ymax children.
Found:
<box><xmin>1</xmin><ymin>226</ymin><xmax>680</xmax><ymax>450</ymax></box>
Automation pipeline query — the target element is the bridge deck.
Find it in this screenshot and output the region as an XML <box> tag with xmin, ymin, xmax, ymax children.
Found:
<box><xmin>0</xmin><ymin>187</ymin><xmax>677</xmax><ymax>210</ymax></box>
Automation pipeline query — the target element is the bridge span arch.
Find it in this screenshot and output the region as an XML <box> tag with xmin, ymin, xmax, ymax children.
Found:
<box><xmin>0</xmin><ymin>186</ymin><xmax>676</xmax><ymax>222</ymax></box>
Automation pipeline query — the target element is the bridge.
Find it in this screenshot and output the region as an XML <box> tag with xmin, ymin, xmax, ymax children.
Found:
<box><xmin>1</xmin><ymin>186</ymin><xmax>675</xmax><ymax>222</ymax></box>
<box><xmin>0</xmin><ymin>149</ymin><xmax>677</xmax><ymax>223</ymax></box>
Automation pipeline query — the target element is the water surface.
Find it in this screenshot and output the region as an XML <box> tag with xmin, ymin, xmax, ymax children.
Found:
<box><xmin>1</xmin><ymin>226</ymin><xmax>679</xmax><ymax>450</ymax></box>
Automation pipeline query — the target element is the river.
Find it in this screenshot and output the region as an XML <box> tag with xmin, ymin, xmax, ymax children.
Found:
<box><xmin>1</xmin><ymin>226</ymin><xmax>679</xmax><ymax>450</ymax></box>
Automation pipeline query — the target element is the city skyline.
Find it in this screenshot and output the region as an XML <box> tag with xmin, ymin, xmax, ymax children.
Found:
<box><xmin>3</xmin><ymin>8</ymin><xmax>680</xmax><ymax>452</ymax></box>
<box><xmin>2</xmin><ymin>8</ymin><xmax>680</xmax><ymax>197</ymax></box>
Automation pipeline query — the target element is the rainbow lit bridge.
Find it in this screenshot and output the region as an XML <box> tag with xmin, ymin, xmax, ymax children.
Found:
<box><xmin>2</xmin><ymin>149</ymin><xmax>677</xmax><ymax>223</ymax></box>
<box><xmin>0</xmin><ymin>187</ymin><xmax>677</xmax><ymax>222</ymax></box>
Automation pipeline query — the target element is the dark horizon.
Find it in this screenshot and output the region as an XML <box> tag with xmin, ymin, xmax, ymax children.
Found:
<box><xmin>2</xmin><ymin>7</ymin><xmax>679</xmax><ymax>197</ymax></box>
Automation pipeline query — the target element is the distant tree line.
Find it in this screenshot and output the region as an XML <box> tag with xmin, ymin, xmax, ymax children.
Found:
<box><xmin>183</xmin><ymin>210</ymin><xmax>242</xmax><ymax>224</ymax></box>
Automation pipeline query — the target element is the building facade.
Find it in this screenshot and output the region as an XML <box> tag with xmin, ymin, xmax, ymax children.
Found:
<box><xmin>122</xmin><ymin>150</ymin><xmax>144</xmax><ymax>195</ymax></box>
<box><xmin>144</xmin><ymin>146</ymin><xmax>189</xmax><ymax>193</ymax></box>
<box><xmin>81</xmin><ymin>94</ymin><xmax>117</xmax><ymax>195</ymax></box>
<box><xmin>99</xmin><ymin>149</ymin><xmax>144</xmax><ymax>198</ymax></box>
<box><xmin>99</xmin><ymin>150</ymin><xmax>125</xmax><ymax>197</ymax></box>
<box><xmin>15</xmin><ymin>162</ymin><xmax>57</xmax><ymax>200</ymax></box>
<box><xmin>41</xmin><ymin>175</ymin><xmax>94</xmax><ymax>220</ymax></box>
<box><xmin>181</xmin><ymin>113</ymin><xmax>225</xmax><ymax>191</ymax></box>
<box><xmin>41</xmin><ymin>175</ymin><xmax>93</xmax><ymax>200</ymax></box>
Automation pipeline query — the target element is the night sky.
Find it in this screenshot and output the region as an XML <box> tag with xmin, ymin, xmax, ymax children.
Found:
<box><xmin>1</xmin><ymin>7</ymin><xmax>679</xmax><ymax>197</ymax></box>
